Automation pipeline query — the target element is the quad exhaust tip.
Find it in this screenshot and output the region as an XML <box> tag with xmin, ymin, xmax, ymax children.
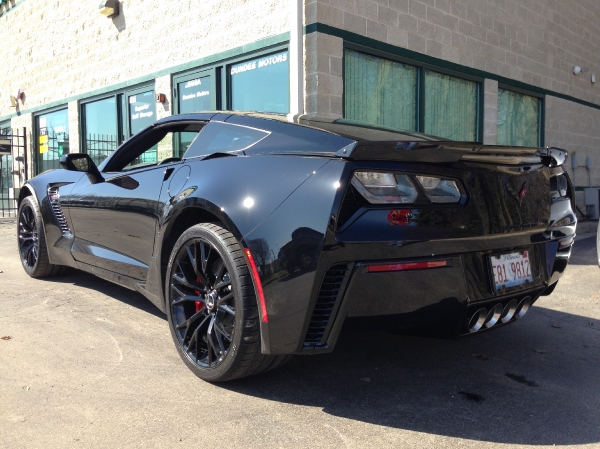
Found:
<box><xmin>467</xmin><ymin>296</ymin><xmax>533</xmax><ymax>333</ymax></box>
<box><xmin>515</xmin><ymin>296</ymin><xmax>532</xmax><ymax>319</ymax></box>
<box><xmin>500</xmin><ymin>299</ymin><xmax>518</xmax><ymax>323</ymax></box>
<box><xmin>468</xmin><ymin>308</ymin><xmax>487</xmax><ymax>333</ymax></box>
<box><xmin>484</xmin><ymin>303</ymin><xmax>503</xmax><ymax>328</ymax></box>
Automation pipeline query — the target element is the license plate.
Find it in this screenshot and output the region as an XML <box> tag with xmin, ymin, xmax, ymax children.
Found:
<box><xmin>491</xmin><ymin>251</ymin><xmax>533</xmax><ymax>290</ymax></box>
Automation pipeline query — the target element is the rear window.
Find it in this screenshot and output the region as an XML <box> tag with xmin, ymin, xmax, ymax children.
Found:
<box><xmin>183</xmin><ymin>121</ymin><xmax>269</xmax><ymax>159</ymax></box>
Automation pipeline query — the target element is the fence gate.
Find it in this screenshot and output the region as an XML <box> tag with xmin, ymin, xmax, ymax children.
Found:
<box><xmin>0</xmin><ymin>128</ymin><xmax>28</xmax><ymax>218</ymax></box>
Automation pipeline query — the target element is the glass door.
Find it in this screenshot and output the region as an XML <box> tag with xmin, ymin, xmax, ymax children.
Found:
<box><xmin>35</xmin><ymin>108</ymin><xmax>69</xmax><ymax>175</ymax></box>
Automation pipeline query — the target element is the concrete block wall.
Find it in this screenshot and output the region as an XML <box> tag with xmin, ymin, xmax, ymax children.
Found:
<box><xmin>304</xmin><ymin>32</ymin><xmax>344</xmax><ymax>117</ymax></box>
<box><xmin>306</xmin><ymin>0</ymin><xmax>600</xmax><ymax>105</ymax></box>
<box><xmin>546</xmin><ymin>95</ymin><xmax>600</xmax><ymax>189</ymax></box>
<box><xmin>305</xmin><ymin>0</ymin><xmax>600</xmax><ymax>189</ymax></box>
<box><xmin>0</xmin><ymin>0</ymin><xmax>291</xmax><ymax>185</ymax></box>
<box><xmin>0</xmin><ymin>0</ymin><xmax>290</xmax><ymax>119</ymax></box>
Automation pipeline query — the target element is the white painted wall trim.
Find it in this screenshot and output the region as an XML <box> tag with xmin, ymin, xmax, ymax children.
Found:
<box><xmin>289</xmin><ymin>0</ymin><xmax>304</xmax><ymax>115</ymax></box>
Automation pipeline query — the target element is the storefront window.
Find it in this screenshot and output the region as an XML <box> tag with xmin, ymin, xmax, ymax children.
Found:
<box><xmin>344</xmin><ymin>49</ymin><xmax>480</xmax><ymax>140</ymax></box>
<box><xmin>230</xmin><ymin>51</ymin><xmax>289</xmax><ymax>113</ymax></box>
<box><xmin>81</xmin><ymin>86</ymin><xmax>155</xmax><ymax>165</ymax></box>
<box><xmin>345</xmin><ymin>49</ymin><xmax>417</xmax><ymax>131</ymax></box>
<box><xmin>35</xmin><ymin>108</ymin><xmax>69</xmax><ymax>175</ymax></box>
<box><xmin>424</xmin><ymin>70</ymin><xmax>478</xmax><ymax>141</ymax></box>
<box><xmin>497</xmin><ymin>89</ymin><xmax>540</xmax><ymax>147</ymax></box>
<box><xmin>83</xmin><ymin>97</ymin><xmax>118</xmax><ymax>166</ymax></box>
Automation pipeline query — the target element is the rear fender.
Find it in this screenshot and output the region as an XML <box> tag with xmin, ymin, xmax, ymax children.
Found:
<box><xmin>150</xmin><ymin>155</ymin><xmax>334</xmax><ymax>314</ymax></box>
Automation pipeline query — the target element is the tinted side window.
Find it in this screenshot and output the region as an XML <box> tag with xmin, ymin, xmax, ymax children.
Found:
<box><xmin>183</xmin><ymin>122</ymin><xmax>269</xmax><ymax>159</ymax></box>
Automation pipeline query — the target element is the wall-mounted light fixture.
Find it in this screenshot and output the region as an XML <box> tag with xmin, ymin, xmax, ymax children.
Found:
<box><xmin>99</xmin><ymin>0</ymin><xmax>119</xmax><ymax>18</ymax></box>
<box><xmin>573</xmin><ymin>66</ymin><xmax>589</xmax><ymax>75</ymax></box>
<box><xmin>155</xmin><ymin>93</ymin><xmax>166</xmax><ymax>103</ymax></box>
<box><xmin>9</xmin><ymin>89</ymin><xmax>24</xmax><ymax>107</ymax></box>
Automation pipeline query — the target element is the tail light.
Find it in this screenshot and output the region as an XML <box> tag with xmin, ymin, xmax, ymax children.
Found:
<box><xmin>351</xmin><ymin>172</ymin><xmax>417</xmax><ymax>204</ymax></box>
<box><xmin>416</xmin><ymin>176</ymin><xmax>461</xmax><ymax>203</ymax></box>
<box><xmin>351</xmin><ymin>171</ymin><xmax>462</xmax><ymax>204</ymax></box>
<box><xmin>550</xmin><ymin>173</ymin><xmax>568</xmax><ymax>197</ymax></box>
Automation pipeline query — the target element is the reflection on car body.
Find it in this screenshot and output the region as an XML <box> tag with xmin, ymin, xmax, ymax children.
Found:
<box><xmin>16</xmin><ymin>112</ymin><xmax>576</xmax><ymax>381</ymax></box>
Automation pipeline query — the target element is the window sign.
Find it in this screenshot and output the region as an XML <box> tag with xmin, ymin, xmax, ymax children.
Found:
<box><xmin>129</xmin><ymin>91</ymin><xmax>155</xmax><ymax>135</ymax></box>
<box><xmin>35</xmin><ymin>108</ymin><xmax>69</xmax><ymax>175</ymax></box>
<box><xmin>230</xmin><ymin>51</ymin><xmax>289</xmax><ymax>113</ymax></box>
<box><xmin>127</xmin><ymin>91</ymin><xmax>156</xmax><ymax>163</ymax></box>
<box><xmin>178</xmin><ymin>76</ymin><xmax>212</xmax><ymax>113</ymax></box>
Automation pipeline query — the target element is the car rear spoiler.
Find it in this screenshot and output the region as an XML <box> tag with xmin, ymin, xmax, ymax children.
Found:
<box><xmin>340</xmin><ymin>141</ymin><xmax>568</xmax><ymax>167</ymax></box>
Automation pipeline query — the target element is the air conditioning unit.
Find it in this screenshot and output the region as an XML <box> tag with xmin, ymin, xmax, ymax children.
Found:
<box><xmin>584</xmin><ymin>187</ymin><xmax>600</xmax><ymax>219</ymax></box>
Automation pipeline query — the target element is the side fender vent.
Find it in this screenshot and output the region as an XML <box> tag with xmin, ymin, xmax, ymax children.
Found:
<box><xmin>304</xmin><ymin>264</ymin><xmax>350</xmax><ymax>347</ymax></box>
<box><xmin>47</xmin><ymin>187</ymin><xmax>72</xmax><ymax>237</ymax></box>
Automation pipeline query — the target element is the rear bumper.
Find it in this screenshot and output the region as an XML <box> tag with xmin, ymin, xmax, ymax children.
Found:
<box><xmin>297</xmin><ymin>237</ymin><xmax>570</xmax><ymax>355</ymax></box>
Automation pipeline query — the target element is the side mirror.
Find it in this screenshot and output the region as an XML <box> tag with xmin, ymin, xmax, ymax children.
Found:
<box><xmin>60</xmin><ymin>154</ymin><xmax>104</xmax><ymax>183</ymax></box>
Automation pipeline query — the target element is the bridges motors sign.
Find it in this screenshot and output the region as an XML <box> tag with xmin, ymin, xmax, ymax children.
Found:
<box><xmin>0</xmin><ymin>139</ymin><xmax>10</xmax><ymax>155</ymax></box>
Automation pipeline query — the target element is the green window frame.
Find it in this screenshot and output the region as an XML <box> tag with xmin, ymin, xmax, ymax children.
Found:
<box><xmin>344</xmin><ymin>44</ymin><xmax>482</xmax><ymax>142</ymax></box>
<box><xmin>0</xmin><ymin>120</ymin><xmax>11</xmax><ymax>194</ymax></box>
<box><xmin>497</xmin><ymin>87</ymin><xmax>543</xmax><ymax>147</ymax></box>
<box><xmin>0</xmin><ymin>121</ymin><xmax>9</xmax><ymax>134</ymax></box>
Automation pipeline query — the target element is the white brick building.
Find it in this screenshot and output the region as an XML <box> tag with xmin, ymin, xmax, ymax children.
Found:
<box><xmin>1</xmin><ymin>0</ymin><xmax>599</xmax><ymax>211</ymax></box>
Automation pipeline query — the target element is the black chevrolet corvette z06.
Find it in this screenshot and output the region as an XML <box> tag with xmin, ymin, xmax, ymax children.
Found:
<box><xmin>17</xmin><ymin>112</ymin><xmax>576</xmax><ymax>381</ymax></box>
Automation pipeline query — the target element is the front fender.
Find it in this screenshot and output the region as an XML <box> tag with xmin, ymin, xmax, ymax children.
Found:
<box><xmin>18</xmin><ymin>171</ymin><xmax>85</xmax><ymax>267</ymax></box>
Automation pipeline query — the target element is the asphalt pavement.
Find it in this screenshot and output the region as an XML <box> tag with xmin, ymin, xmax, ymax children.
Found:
<box><xmin>1</xmin><ymin>220</ymin><xmax>599</xmax><ymax>449</ymax></box>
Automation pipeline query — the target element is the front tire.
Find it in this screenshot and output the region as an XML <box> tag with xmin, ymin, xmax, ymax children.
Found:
<box><xmin>165</xmin><ymin>223</ymin><xmax>290</xmax><ymax>381</ymax></box>
<box><xmin>17</xmin><ymin>196</ymin><xmax>64</xmax><ymax>278</ymax></box>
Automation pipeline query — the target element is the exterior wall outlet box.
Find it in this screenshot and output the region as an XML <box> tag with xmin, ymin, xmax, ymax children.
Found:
<box><xmin>586</xmin><ymin>157</ymin><xmax>591</xmax><ymax>168</ymax></box>
<box><xmin>571</xmin><ymin>156</ymin><xmax>578</xmax><ymax>168</ymax></box>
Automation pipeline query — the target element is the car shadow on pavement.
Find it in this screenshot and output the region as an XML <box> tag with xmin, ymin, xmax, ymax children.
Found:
<box><xmin>39</xmin><ymin>269</ymin><xmax>166</xmax><ymax>319</ymax></box>
<box><xmin>221</xmin><ymin>234</ymin><xmax>600</xmax><ymax>445</ymax></box>
<box><xmin>222</xmin><ymin>306</ymin><xmax>599</xmax><ymax>446</ymax></box>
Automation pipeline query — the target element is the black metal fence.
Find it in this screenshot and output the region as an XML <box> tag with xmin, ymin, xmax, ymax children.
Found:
<box><xmin>85</xmin><ymin>134</ymin><xmax>118</xmax><ymax>166</ymax></box>
<box><xmin>0</xmin><ymin>128</ymin><xmax>28</xmax><ymax>218</ymax></box>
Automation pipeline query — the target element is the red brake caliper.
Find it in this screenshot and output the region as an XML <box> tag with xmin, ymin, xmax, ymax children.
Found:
<box><xmin>194</xmin><ymin>276</ymin><xmax>205</xmax><ymax>313</ymax></box>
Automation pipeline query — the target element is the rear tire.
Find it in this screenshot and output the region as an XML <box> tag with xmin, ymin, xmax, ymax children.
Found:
<box><xmin>165</xmin><ymin>223</ymin><xmax>290</xmax><ymax>381</ymax></box>
<box><xmin>17</xmin><ymin>196</ymin><xmax>65</xmax><ymax>278</ymax></box>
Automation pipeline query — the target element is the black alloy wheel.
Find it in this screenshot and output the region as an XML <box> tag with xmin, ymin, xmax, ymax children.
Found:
<box><xmin>19</xmin><ymin>200</ymin><xmax>39</xmax><ymax>269</ymax></box>
<box><xmin>17</xmin><ymin>196</ymin><xmax>64</xmax><ymax>278</ymax></box>
<box><xmin>165</xmin><ymin>223</ymin><xmax>290</xmax><ymax>382</ymax></box>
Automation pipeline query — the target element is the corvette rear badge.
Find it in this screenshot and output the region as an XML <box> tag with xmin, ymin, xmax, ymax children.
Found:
<box><xmin>504</xmin><ymin>179</ymin><xmax>528</xmax><ymax>205</ymax></box>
